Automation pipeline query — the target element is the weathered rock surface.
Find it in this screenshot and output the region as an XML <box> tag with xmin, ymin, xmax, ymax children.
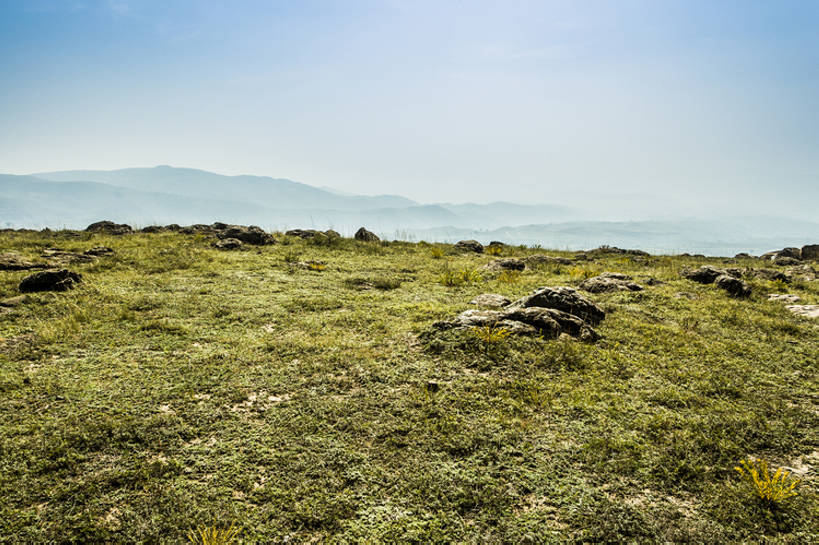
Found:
<box><xmin>469</xmin><ymin>294</ymin><xmax>512</xmax><ymax>308</ymax></box>
<box><xmin>454</xmin><ymin>240</ymin><xmax>484</xmax><ymax>253</ymax></box>
<box><xmin>768</xmin><ymin>294</ymin><xmax>801</xmax><ymax>303</ymax></box>
<box><xmin>714</xmin><ymin>274</ymin><xmax>751</xmax><ymax>297</ymax></box>
<box><xmin>0</xmin><ymin>295</ymin><xmax>28</xmax><ymax>308</ymax></box>
<box><xmin>0</xmin><ymin>253</ymin><xmax>47</xmax><ymax>271</ymax></box>
<box><xmin>85</xmin><ymin>221</ymin><xmax>132</xmax><ymax>235</ymax></box>
<box><xmin>354</xmin><ymin>227</ymin><xmax>380</xmax><ymax>242</ymax></box>
<box><xmin>802</xmin><ymin>245</ymin><xmax>819</xmax><ymax>261</ymax></box>
<box><xmin>41</xmin><ymin>246</ymin><xmax>115</xmax><ymax>264</ymax></box>
<box><xmin>19</xmin><ymin>269</ymin><xmax>82</xmax><ymax>293</ymax></box>
<box><xmin>785</xmin><ymin>305</ymin><xmax>819</xmax><ymax>319</ymax></box>
<box><xmin>752</xmin><ymin>268</ymin><xmax>791</xmax><ymax>283</ymax></box>
<box><xmin>213</xmin><ymin>238</ymin><xmax>243</xmax><ymax>250</ymax></box>
<box><xmin>482</xmin><ymin>258</ymin><xmax>525</xmax><ymax>272</ymax></box>
<box><xmin>774</xmin><ymin>256</ymin><xmax>802</xmax><ymax>266</ymax></box>
<box><xmin>523</xmin><ymin>254</ymin><xmax>573</xmax><ymax>267</ymax></box>
<box><xmin>681</xmin><ymin>266</ymin><xmax>741</xmax><ymax>284</ymax></box>
<box><xmin>580</xmin><ymin>272</ymin><xmax>643</xmax><ymax>293</ymax></box>
<box><xmin>787</xmin><ymin>264</ymin><xmax>817</xmax><ymax>281</ymax></box>
<box><xmin>286</xmin><ymin>229</ymin><xmax>322</xmax><ymax>239</ymax></box>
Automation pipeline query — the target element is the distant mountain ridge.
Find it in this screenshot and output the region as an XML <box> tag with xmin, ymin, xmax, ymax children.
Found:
<box><xmin>2</xmin><ymin>166</ymin><xmax>817</xmax><ymax>255</ymax></box>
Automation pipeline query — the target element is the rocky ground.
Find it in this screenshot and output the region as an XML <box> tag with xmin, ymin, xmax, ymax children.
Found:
<box><xmin>0</xmin><ymin>224</ymin><xmax>817</xmax><ymax>543</ymax></box>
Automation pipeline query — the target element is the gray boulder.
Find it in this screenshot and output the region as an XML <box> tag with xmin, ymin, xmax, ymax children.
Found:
<box><xmin>19</xmin><ymin>269</ymin><xmax>82</xmax><ymax>293</ymax></box>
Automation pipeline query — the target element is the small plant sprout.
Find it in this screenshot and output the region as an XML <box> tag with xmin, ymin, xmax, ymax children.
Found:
<box><xmin>187</xmin><ymin>523</ymin><xmax>239</xmax><ymax>545</ymax></box>
<box><xmin>306</xmin><ymin>261</ymin><xmax>326</xmax><ymax>271</ymax></box>
<box><xmin>735</xmin><ymin>458</ymin><xmax>801</xmax><ymax>506</ymax></box>
<box><xmin>472</xmin><ymin>323</ymin><xmax>511</xmax><ymax>344</ymax></box>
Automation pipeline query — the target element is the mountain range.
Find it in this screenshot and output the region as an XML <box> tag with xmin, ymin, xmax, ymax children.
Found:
<box><xmin>1</xmin><ymin>166</ymin><xmax>817</xmax><ymax>255</ymax></box>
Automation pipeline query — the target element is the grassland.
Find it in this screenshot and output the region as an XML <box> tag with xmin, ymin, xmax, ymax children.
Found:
<box><xmin>0</xmin><ymin>230</ymin><xmax>816</xmax><ymax>543</ymax></box>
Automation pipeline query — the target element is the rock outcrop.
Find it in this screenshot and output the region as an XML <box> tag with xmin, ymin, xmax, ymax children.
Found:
<box><xmin>714</xmin><ymin>274</ymin><xmax>751</xmax><ymax>298</ymax></box>
<box><xmin>802</xmin><ymin>245</ymin><xmax>819</xmax><ymax>261</ymax></box>
<box><xmin>469</xmin><ymin>294</ymin><xmax>512</xmax><ymax>308</ymax></box>
<box><xmin>0</xmin><ymin>253</ymin><xmax>47</xmax><ymax>271</ymax></box>
<box><xmin>785</xmin><ymin>305</ymin><xmax>819</xmax><ymax>319</ymax></box>
<box><xmin>523</xmin><ymin>254</ymin><xmax>573</xmax><ymax>267</ymax></box>
<box><xmin>19</xmin><ymin>269</ymin><xmax>82</xmax><ymax>293</ymax></box>
<box><xmin>354</xmin><ymin>227</ymin><xmax>380</xmax><ymax>242</ymax></box>
<box><xmin>213</xmin><ymin>238</ymin><xmax>243</xmax><ymax>250</ymax></box>
<box><xmin>482</xmin><ymin>258</ymin><xmax>525</xmax><ymax>272</ymax></box>
<box><xmin>580</xmin><ymin>272</ymin><xmax>643</xmax><ymax>293</ymax></box>
<box><xmin>85</xmin><ymin>221</ymin><xmax>132</xmax><ymax>235</ymax></box>
<box><xmin>681</xmin><ymin>266</ymin><xmax>740</xmax><ymax>284</ymax></box>
<box><xmin>434</xmin><ymin>286</ymin><xmax>604</xmax><ymax>342</ymax></box>
<box><xmin>217</xmin><ymin>225</ymin><xmax>273</xmax><ymax>245</ymax></box>
<box><xmin>454</xmin><ymin>240</ymin><xmax>484</xmax><ymax>253</ymax></box>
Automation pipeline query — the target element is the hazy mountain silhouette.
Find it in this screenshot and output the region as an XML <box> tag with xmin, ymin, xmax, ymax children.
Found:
<box><xmin>3</xmin><ymin>166</ymin><xmax>817</xmax><ymax>255</ymax></box>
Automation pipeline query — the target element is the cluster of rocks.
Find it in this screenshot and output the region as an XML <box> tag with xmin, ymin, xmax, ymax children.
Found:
<box><xmin>1</xmin><ymin>244</ymin><xmax>116</xmax><ymax>296</ymax></box>
<box><xmin>681</xmin><ymin>266</ymin><xmax>751</xmax><ymax>297</ymax></box>
<box><xmin>767</xmin><ymin>294</ymin><xmax>819</xmax><ymax>319</ymax></box>
<box><xmin>758</xmin><ymin>245</ymin><xmax>818</xmax><ymax>265</ymax></box>
<box><xmin>480</xmin><ymin>254</ymin><xmax>575</xmax><ymax>274</ymax></box>
<box><xmin>585</xmin><ymin>245</ymin><xmax>651</xmax><ymax>257</ymax></box>
<box><xmin>434</xmin><ymin>286</ymin><xmax>605</xmax><ymax>342</ymax></box>
<box><xmin>285</xmin><ymin>229</ymin><xmax>341</xmax><ymax>242</ymax></box>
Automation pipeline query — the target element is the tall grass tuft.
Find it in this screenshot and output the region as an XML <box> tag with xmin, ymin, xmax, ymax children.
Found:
<box><xmin>187</xmin><ymin>524</ymin><xmax>239</xmax><ymax>545</ymax></box>
<box><xmin>735</xmin><ymin>458</ymin><xmax>801</xmax><ymax>506</ymax></box>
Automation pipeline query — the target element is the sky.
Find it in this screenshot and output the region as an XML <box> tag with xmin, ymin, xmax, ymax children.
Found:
<box><xmin>1</xmin><ymin>0</ymin><xmax>817</xmax><ymax>215</ymax></box>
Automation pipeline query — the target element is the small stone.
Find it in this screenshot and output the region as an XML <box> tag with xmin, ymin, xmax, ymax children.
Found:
<box><xmin>785</xmin><ymin>305</ymin><xmax>819</xmax><ymax>319</ymax></box>
<box><xmin>768</xmin><ymin>294</ymin><xmax>801</xmax><ymax>303</ymax></box>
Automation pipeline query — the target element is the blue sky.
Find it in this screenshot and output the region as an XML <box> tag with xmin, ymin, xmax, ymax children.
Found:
<box><xmin>1</xmin><ymin>0</ymin><xmax>817</xmax><ymax>213</ymax></box>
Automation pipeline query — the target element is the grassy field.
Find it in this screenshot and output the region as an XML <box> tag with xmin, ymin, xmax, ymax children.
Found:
<box><xmin>0</xmin><ymin>230</ymin><xmax>816</xmax><ymax>543</ymax></box>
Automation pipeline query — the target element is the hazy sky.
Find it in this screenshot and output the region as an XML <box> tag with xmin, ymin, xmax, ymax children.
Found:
<box><xmin>1</xmin><ymin>0</ymin><xmax>817</xmax><ymax>211</ymax></box>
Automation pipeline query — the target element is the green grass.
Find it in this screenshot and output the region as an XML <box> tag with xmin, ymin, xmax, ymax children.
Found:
<box><xmin>0</xmin><ymin>231</ymin><xmax>817</xmax><ymax>543</ymax></box>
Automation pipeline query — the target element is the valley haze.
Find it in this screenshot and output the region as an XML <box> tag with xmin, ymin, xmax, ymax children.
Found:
<box><xmin>2</xmin><ymin>165</ymin><xmax>816</xmax><ymax>257</ymax></box>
